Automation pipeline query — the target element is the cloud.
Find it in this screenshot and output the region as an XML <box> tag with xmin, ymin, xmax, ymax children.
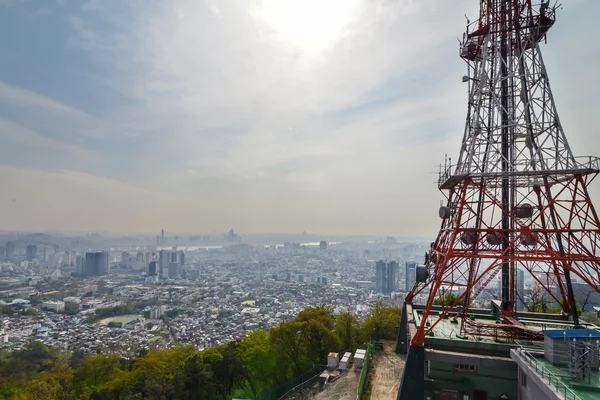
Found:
<box><xmin>0</xmin><ymin>82</ymin><xmax>93</xmax><ymax>122</ymax></box>
<box><xmin>0</xmin><ymin>0</ymin><xmax>598</xmax><ymax>235</ymax></box>
<box><xmin>0</xmin><ymin>118</ymin><xmax>88</xmax><ymax>155</ymax></box>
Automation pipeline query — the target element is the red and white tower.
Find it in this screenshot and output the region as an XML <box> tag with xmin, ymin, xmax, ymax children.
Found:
<box><xmin>405</xmin><ymin>0</ymin><xmax>600</xmax><ymax>345</ymax></box>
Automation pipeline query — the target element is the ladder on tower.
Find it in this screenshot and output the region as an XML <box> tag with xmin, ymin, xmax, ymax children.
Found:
<box><xmin>470</xmin><ymin>266</ymin><xmax>502</xmax><ymax>303</ymax></box>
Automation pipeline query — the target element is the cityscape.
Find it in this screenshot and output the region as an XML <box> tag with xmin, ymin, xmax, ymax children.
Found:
<box><xmin>0</xmin><ymin>230</ymin><xmax>430</xmax><ymax>355</ymax></box>
<box><xmin>1</xmin><ymin>0</ymin><xmax>600</xmax><ymax>400</ymax></box>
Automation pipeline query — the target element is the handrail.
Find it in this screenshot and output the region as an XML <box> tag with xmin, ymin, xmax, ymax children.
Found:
<box><xmin>513</xmin><ymin>346</ymin><xmax>582</xmax><ymax>400</ymax></box>
<box><xmin>438</xmin><ymin>156</ymin><xmax>600</xmax><ymax>187</ymax></box>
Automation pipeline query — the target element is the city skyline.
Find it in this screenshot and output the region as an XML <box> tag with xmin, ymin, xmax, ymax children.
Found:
<box><xmin>1</xmin><ymin>1</ymin><xmax>599</xmax><ymax>236</ymax></box>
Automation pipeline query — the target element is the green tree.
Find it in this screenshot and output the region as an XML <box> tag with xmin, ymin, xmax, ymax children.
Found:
<box><xmin>64</xmin><ymin>302</ymin><xmax>79</xmax><ymax>315</ymax></box>
<box><xmin>24</xmin><ymin>308</ymin><xmax>38</xmax><ymax>316</ymax></box>
<box><xmin>237</xmin><ymin>330</ymin><xmax>276</xmax><ymax>396</ymax></box>
<box><xmin>334</xmin><ymin>311</ymin><xmax>361</xmax><ymax>352</ymax></box>
<box><xmin>269</xmin><ymin>321</ymin><xmax>310</xmax><ymax>377</ymax></box>
<box><xmin>173</xmin><ymin>354</ymin><xmax>217</xmax><ymax>400</ymax></box>
<box><xmin>302</xmin><ymin>319</ymin><xmax>341</xmax><ymax>365</ymax></box>
<box><xmin>132</xmin><ymin>345</ymin><xmax>195</xmax><ymax>399</ymax></box>
<box><xmin>201</xmin><ymin>344</ymin><xmax>246</xmax><ymax>400</ymax></box>
<box><xmin>362</xmin><ymin>301</ymin><xmax>402</xmax><ymax>341</ymax></box>
<box><xmin>296</xmin><ymin>305</ymin><xmax>335</xmax><ymax>329</ymax></box>
<box><xmin>17</xmin><ymin>376</ymin><xmax>64</xmax><ymax>400</ymax></box>
<box><xmin>74</xmin><ymin>354</ymin><xmax>121</xmax><ymax>395</ymax></box>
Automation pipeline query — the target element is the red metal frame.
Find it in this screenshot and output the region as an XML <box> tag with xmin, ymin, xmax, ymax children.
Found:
<box><xmin>407</xmin><ymin>0</ymin><xmax>599</xmax><ymax>347</ymax></box>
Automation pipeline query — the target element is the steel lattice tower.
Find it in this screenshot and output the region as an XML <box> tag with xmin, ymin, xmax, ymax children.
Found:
<box><xmin>405</xmin><ymin>0</ymin><xmax>600</xmax><ymax>345</ymax></box>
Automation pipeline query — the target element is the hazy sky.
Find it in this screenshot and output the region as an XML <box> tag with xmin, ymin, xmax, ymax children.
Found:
<box><xmin>0</xmin><ymin>0</ymin><xmax>598</xmax><ymax>236</ymax></box>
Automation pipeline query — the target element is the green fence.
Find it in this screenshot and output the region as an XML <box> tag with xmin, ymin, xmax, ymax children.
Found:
<box><xmin>356</xmin><ymin>343</ymin><xmax>376</xmax><ymax>400</ymax></box>
<box><xmin>254</xmin><ymin>365</ymin><xmax>325</xmax><ymax>400</ymax></box>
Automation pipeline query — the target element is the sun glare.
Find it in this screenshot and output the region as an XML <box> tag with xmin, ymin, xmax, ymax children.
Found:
<box><xmin>259</xmin><ymin>0</ymin><xmax>360</xmax><ymax>52</ymax></box>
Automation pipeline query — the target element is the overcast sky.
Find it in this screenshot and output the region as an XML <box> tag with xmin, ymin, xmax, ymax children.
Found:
<box><xmin>0</xmin><ymin>0</ymin><xmax>598</xmax><ymax>236</ymax></box>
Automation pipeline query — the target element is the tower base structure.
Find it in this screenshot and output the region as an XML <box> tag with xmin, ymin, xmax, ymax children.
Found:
<box><xmin>396</xmin><ymin>302</ymin><xmax>600</xmax><ymax>400</ymax></box>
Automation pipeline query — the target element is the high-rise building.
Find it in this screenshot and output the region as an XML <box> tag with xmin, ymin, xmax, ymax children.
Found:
<box><xmin>84</xmin><ymin>251</ymin><xmax>109</xmax><ymax>276</ymax></box>
<box><xmin>405</xmin><ymin>261</ymin><xmax>417</xmax><ymax>292</ymax></box>
<box><xmin>375</xmin><ymin>260</ymin><xmax>386</xmax><ymax>293</ymax></box>
<box><xmin>388</xmin><ymin>261</ymin><xmax>399</xmax><ymax>293</ymax></box>
<box><xmin>159</xmin><ymin>250</ymin><xmax>171</xmax><ymax>279</ymax></box>
<box><xmin>148</xmin><ymin>261</ymin><xmax>157</xmax><ymax>276</ymax></box>
<box><xmin>0</xmin><ymin>246</ymin><xmax>5</xmax><ymax>260</ymax></box>
<box><xmin>5</xmin><ymin>242</ymin><xmax>15</xmax><ymax>261</ymax></box>
<box><xmin>26</xmin><ymin>245</ymin><xmax>37</xmax><ymax>261</ymax></box>
<box><xmin>75</xmin><ymin>255</ymin><xmax>85</xmax><ymax>275</ymax></box>
<box><xmin>168</xmin><ymin>262</ymin><xmax>180</xmax><ymax>279</ymax></box>
<box><xmin>376</xmin><ymin>261</ymin><xmax>400</xmax><ymax>294</ymax></box>
<box><xmin>179</xmin><ymin>250</ymin><xmax>185</xmax><ymax>266</ymax></box>
<box><xmin>320</xmin><ymin>241</ymin><xmax>328</xmax><ymax>250</ymax></box>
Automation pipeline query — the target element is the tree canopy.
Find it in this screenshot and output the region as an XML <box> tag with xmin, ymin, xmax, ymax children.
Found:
<box><xmin>0</xmin><ymin>303</ymin><xmax>401</xmax><ymax>399</ymax></box>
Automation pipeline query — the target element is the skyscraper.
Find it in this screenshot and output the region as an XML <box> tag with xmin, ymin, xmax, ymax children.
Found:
<box><xmin>375</xmin><ymin>260</ymin><xmax>386</xmax><ymax>293</ymax></box>
<box><xmin>26</xmin><ymin>245</ymin><xmax>37</xmax><ymax>261</ymax></box>
<box><xmin>5</xmin><ymin>242</ymin><xmax>14</xmax><ymax>261</ymax></box>
<box><xmin>320</xmin><ymin>241</ymin><xmax>328</xmax><ymax>250</ymax></box>
<box><xmin>84</xmin><ymin>251</ymin><xmax>109</xmax><ymax>276</ymax></box>
<box><xmin>388</xmin><ymin>261</ymin><xmax>399</xmax><ymax>293</ymax></box>
<box><xmin>159</xmin><ymin>250</ymin><xmax>171</xmax><ymax>279</ymax></box>
<box><xmin>405</xmin><ymin>261</ymin><xmax>417</xmax><ymax>292</ymax></box>
<box><xmin>148</xmin><ymin>261</ymin><xmax>157</xmax><ymax>276</ymax></box>
<box><xmin>75</xmin><ymin>255</ymin><xmax>85</xmax><ymax>275</ymax></box>
<box><xmin>168</xmin><ymin>262</ymin><xmax>180</xmax><ymax>279</ymax></box>
<box><xmin>375</xmin><ymin>261</ymin><xmax>399</xmax><ymax>294</ymax></box>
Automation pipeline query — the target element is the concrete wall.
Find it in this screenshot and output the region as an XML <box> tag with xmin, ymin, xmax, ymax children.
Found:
<box><xmin>511</xmin><ymin>349</ymin><xmax>561</xmax><ymax>400</ymax></box>
<box><xmin>424</xmin><ymin>354</ymin><xmax>517</xmax><ymax>400</ymax></box>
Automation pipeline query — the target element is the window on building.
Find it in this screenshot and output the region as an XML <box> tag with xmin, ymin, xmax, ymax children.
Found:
<box><xmin>453</xmin><ymin>363</ymin><xmax>477</xmax><ymax>373</ymax></box>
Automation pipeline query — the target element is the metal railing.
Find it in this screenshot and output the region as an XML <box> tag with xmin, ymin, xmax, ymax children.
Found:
<box><xmin>438</xmin><ymin>156</ymin><xmax>600</xmax><ymax>188</ymax></box>
<box><xmin>513</xmin><ymin>347</ymin><xmax>582</xmax><ymax>400</ymax></box>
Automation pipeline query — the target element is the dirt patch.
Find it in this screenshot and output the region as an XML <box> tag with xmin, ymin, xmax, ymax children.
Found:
<box><xmin>309</xmin><ymin>369</ymin><xmax>359</xmax><ymax>400</ymax></box>
<box><xmin>369</xmin><ymin>341</ymin><xmax>405</xmax><ymax>400</ymax></box>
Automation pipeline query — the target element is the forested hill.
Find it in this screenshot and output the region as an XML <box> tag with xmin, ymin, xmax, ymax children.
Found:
<box><xmin>0</xmin><ymin>302</ymin><xmax>400</xmax><ymax>400</ymax></box>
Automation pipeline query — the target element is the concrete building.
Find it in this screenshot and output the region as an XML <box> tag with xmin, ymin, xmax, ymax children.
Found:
<box><xmin>396</xmin><ymin>302</ymin><xmax>600</xmax><ymax>400</ymax></box>
<box><xmin>84</xmin><ymin>251</ymin><xmax>109</xmax><ymax>276</ymax></box>
<box><xmin>42</xmin><ymin>301</ymin><xmax>65</xmax><ymax>313</ymax></box>
<box><xmin>376</xmin><ymin>261</ymin><xmax>399</xmax><ymax>294</ymax></box>
<box><xmin>5</xmin><ymin>242</ymin><xmax>14</xmax><ymax>261</ymax></box>
<box><xmin>168</xmin><ymin>262</ymin><xmax>180</xmax><ymax>279</ymax></box>
<box><xmin>375</xmin><ymin>260</ymin><xmax>386</xmax><ymax>293</ymax></box>
<box><xmin>159</xmin><ymin>250</ymin><xmax>170</xmax><ymax>279</ymax></box>
<box><xmin>150</xmin><ymin>305</ymin><xmax>164</xmax><ymax>319</ymax></box>
<box><xmin>388</xmin><ymin>261</ymin><xmax>399</xmax><ymax>293</ymax></box>
<box><xmin>405</xmin><ymin>261</ymin><xmax>417</xmax><ymax>292</ymax></box>
<box><xmin>75</xmin><ymin>255</ymin><xmax>85</xmax><ymax>275</ymax></box>
<box><xmin>511</xmin><ymin>329</ymin><xmax>600</xmax><ymax>400</ymax></box>
<box><xmin>25</xmin><ymin>245</ymin><xmax>37</xmax><ymax>261</ymax></box>
<box><xmin>148</xmin><ymin>261</ymin><xmax>157</xmax><ymax>277</ymax></box>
